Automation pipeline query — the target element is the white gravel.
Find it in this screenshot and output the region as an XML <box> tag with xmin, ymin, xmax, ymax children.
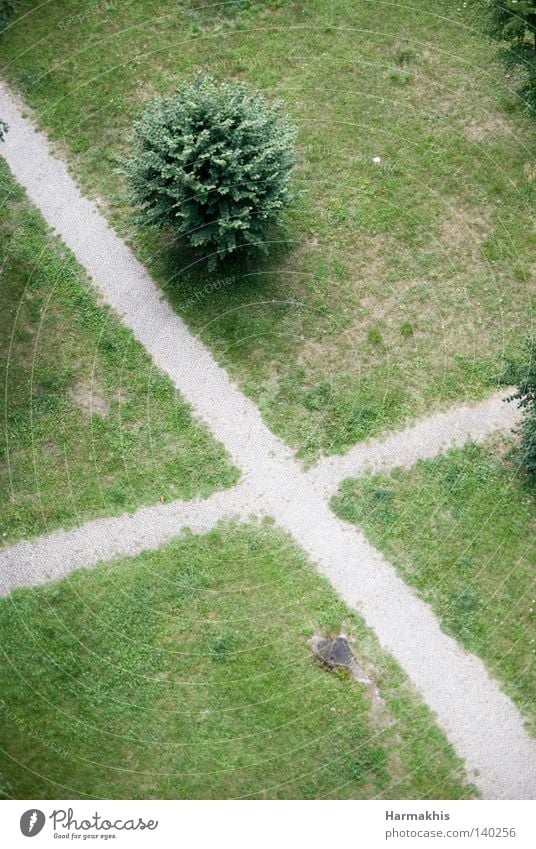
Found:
<box><xmin>0</xmin><ymin>81</ymin><xmax>533</xmax><ymax>799</ymax></box>
<box><xmin>306</xmin><ymin>390</ymin><xmax>520</xmax><ymax>497</ymax></box>
<box><xmin>0</xmin><ymin>485</ymin><xmax>252</xmax><ymax>596</ymax></box>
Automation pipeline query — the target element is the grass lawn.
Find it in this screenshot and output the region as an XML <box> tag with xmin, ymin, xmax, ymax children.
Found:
<box><xmin>1</xmin><ymin>0</ymin><xmax>534</xmax><ymax>460</ymax></box>
<box><xmin>332</xmin><ymin>438</ymin><xmax>536</xmax><ymax>730</ymax></box>
<box><xmin>0</xmin><ymin>521</ymin><xmax>473</xmax><ymax>799</ymax></box>
<box><xmin>0</xmin><ymin>160</ymin><xmax>238</xmax><ymax>545</ymax></box>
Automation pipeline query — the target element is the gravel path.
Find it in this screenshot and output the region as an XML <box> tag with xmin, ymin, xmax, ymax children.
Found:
<box><xmin>1</xmin><ymin>390</ymin><xmax>517</xmax><ymax>596</ymax></box>
<box><xmin>0</xmin><ymin>485</ymin><xmax>251</xmax><ymax>596</ymax></box>
<box><xmin>1</xmin><ymin>82</ymin><xmax>533</xmax><ymax>799</ymax></box>
<box><xmin>306</xmin><ymin>390</ymin><xmax>520</xmax><ymax>497</ymax></box>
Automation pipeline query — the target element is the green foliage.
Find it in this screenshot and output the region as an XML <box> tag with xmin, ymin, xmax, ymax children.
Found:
<box><xmin>0</xmin><ymin>769</ymin><xmax>12</xmax><ymax>800</ymax></box>
<box><xmin>0</xmin><ymin>0</ymin><xmax>15</xmax><ymax>33</ymax></box>
<box><xmin>0</xmin><ymin>120</ymin><xmax>7</xmax><ymax>142</ymax></box>
<box><xmin>488</xmin><ymin>0</ymin><xmax>536</xmax><ymax>49</ymax></box>
<box><xmin>487</xmin><ymin>0</ymin><xmax>536</xmax><ymax>110</ymax></box>
<box><xmin>508</xmin><ymin>338</ymin><xmax>536</xmax><ymax>479</ymax></box>
<box><xmin>126</xmin><ymin>77</ymin><xmax>296</xmax><ymax>267</ymax></box>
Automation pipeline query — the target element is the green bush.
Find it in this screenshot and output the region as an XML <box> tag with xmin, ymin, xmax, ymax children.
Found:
<box><xmin>508</xmin><ymin>338</ymin><xmax>536</xmax><ymax>481</ymax></box>
<box><xmin>488</xmin><ymin>0</ymin><xmax>536</xmax><ymax>49</ymax></box>
<box><xmin>126</xmin><ymin>77</ymin><xmax>296</xmax><ymax>267</ymax></box>
<box><xmin>0</xmin><ymin>0</ymin><xmax>15</xmax><ymax>33</ymax></box>
<box><xmin>487</xmin><ymin>0</ymin><xmax>536</xmax><ymax>112</ymax></box>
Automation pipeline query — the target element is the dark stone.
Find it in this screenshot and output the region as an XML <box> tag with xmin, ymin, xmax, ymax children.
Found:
<box><xmin>309</xmin><ymin>634</ymin><xmax>355</xmax><ymax>669</ymax></box>
<box><xmin>309</xmin><ymin>633</ymin><xmax>381</xmax><ymax>702</ymax></box>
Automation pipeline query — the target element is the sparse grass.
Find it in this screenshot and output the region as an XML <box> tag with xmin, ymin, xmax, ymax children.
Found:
<box><xmin>1</xmin><ymin>0</ymin><xmax>535</xmax><ymax>460</ymax></box>
<box><xmin>332</xmin><ymin>438</ymin><xmax>536</xmax><ymax>729</ymax></box>
<box><xmin>0</xmin><ymin>160</ymin><xmax>238</xmax><ymax>544</ymax></box>
<box><xmin>0</xmin><ymin>521</ymin><xmax>473</xmax><ymax>799</ymax></box>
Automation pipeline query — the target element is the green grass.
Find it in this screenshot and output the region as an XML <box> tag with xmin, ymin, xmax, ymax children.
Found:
<box><xmin>0</xmin><ymin>160</ymin><xmax>238</xmax><ymax>544</ymax></box>
<box><xmin>1</xmin><ymin>0</ymin><xmax>534</xmax><ymax>460</ymax></box>
<box><xmin>0</xmin><ymin>521</ymin><xmax>473</xmax><ymax>799</ymax></box>
<box><xmin>332</xmin><ymin>439</ymin><xmax>536</xmax><ymax>729</ymax></box>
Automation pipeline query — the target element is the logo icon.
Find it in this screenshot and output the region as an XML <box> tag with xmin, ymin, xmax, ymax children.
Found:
<box><xmin>20</xmin><ymin>810</ymin><xmax>46</xmax><ymax>837</ymax></box>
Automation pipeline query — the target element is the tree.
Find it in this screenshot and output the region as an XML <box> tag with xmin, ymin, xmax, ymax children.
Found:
<box><xmin>0</xmin><ymin>0</ymin><xmax>16</xmax><ymax>33</ymax></box>
<box><xmin>508</xmin><ymin>338</ymin><xmax>536</xmax><ymax>481</ymax></box>
<box><xmin>488</xmin><ymin>0</ymin><xmax>536</xmax><ymax>110</ymax></box>
<box><xmin>126</xmin><ymin>77</ymin><xmax>296</xmax><ymax>267</ymax></box>
<box><xmin>489</xmin><ymin>0</ymin><xmax>536</xmax><ymax>49</ymax></box>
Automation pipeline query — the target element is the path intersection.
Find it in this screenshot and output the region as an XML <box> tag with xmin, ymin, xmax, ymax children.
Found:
<box><xmin>0</xmin><ymin>83</ymin><xmax>534</xmax><ymax>800</ymax></box>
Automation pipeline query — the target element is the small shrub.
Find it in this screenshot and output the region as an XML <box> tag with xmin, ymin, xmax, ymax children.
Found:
<box><xmin>508</xmin><ymin>338</ymin><xmax>536</xmax><ymax>481</ymax></box>
<box><xmin>395</xmin><ymin>48</ymin><xmax>417</xmax><ymax>65</ymax></box>
<box><xmin>367</xmin><ymin>326</ymin><xmax>384</xmax><ymax>346</ymax></box>
<box><xmin>126</xmin><ymin>77</ymin><xmax>297</xmax><ymax>267</ymax></box>
<box><xmin>209</xmin><ymin>633</ymin><xmax>236</xmax><ymax>661</ymax></box>
<box><xmin>388</xmin><ymin>69</ymin><xmax>411</xmax><ymax>86</ymax></box>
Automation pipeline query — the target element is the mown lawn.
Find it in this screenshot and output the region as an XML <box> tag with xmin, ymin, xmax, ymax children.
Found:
<box><xmin>1</xmin><ymin>0</ymin><xmax>534</xmax><ymax>459</ymax></box>
<box><xmin>0</xmin><ymin>522</ymin><xmax>473</xmax><ymax>799</ymax></box>
<box><xmin>332</xmin><ymin>439</ymin><xmax>536</xmax><ymax>729</ymax></box>
<box><xmin>0</xmin><ymin>160</ymin><xmax>238</xmax><ymax>545</ymax></box>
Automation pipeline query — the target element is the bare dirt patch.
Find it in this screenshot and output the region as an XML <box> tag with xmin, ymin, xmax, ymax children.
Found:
<box><xmin>68</xmin><ymin>379</ymin><xmax>109</xmax><ymax>418</ymax></box>
<box><xmin>464</xmin><ymin>115</ymin><xmax>508</xmax><ymax>143</ymax></box>
<box><xmin>438</xmin><ymin>204</ymin><xmax>493</xmax><ymax>261</ymax></box>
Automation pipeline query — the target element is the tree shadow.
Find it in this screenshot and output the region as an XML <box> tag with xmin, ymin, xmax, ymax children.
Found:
<box><xmin>130</xmin><ymin>222</ymin><xmax>314</xmax><ymax>375</ymax></box>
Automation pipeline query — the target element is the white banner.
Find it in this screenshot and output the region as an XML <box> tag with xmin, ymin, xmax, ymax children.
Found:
<box><xmin>1</xmin><ymin>799</ymin><xmax>535</xmax><ymax>848</ymax></box>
